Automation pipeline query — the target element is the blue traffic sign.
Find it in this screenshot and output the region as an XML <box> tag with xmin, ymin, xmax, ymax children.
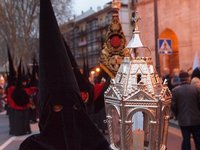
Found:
<box><xmin>158</xmin><ymin>39</ymin><xmax>172</xmax><ymax>54</ymax></box>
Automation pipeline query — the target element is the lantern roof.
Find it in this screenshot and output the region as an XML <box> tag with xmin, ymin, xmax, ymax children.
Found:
<box><xmin>105</xmin><ymin>56</ymin><xmax>171</xmax><ymax>101</ymax></box>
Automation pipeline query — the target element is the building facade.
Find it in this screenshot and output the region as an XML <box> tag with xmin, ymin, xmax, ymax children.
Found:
<box><xmin>131</xmin><ymin>0</ymin><xmax>200</xmax><ymax>75</ymax></box>
<box><xmin>61</xmin><ymin>1</ymin><xmax>130</xmax><ymax>70</ymax></box>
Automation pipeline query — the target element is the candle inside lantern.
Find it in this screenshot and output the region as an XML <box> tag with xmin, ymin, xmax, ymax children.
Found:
<box><xmin>132</xmin><ymin>129</ymin><xmax>144</xmax><ymax>149</ymax></box>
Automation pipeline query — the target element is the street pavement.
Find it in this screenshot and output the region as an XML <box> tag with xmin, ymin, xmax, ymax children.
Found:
<box><xmin>0</xmin><ymin>111</ymin><xmax>39</xmax><ymax>150</ymax></box>
<box><xmin>0</xmin><ymin>111</ymin><xmax>195</xmax><ymax>150</ymax></box>
<box><xmin>0</xmin><ymin>111</ymin><xmax>11</xmax><ymax>146</ymax></box>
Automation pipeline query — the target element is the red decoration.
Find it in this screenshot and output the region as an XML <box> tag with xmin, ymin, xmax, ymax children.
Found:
<box><xmin>81</xmin><ymin>92</ymin><xmax>89</xmax><ymax>103</ymax></box>
<box><xmin>93</xmin><ymin>82</ymin><xmax>106</xmax><ymax>101</ymax></box>
<box><xmin>110</xmin><ymin>35</ymin><xmax>121</xmax><ymax>48</ymax></box>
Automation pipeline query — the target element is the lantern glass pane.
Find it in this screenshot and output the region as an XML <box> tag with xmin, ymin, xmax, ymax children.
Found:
<box><xmin>131</xmin><ymin>111</ymin><xmax>152</xmax><ymax>149</ymax></box>
<box><xmin>132</xmin><ymin>111</ymin><xmax>143</xmax><ymax>130</ymax></box>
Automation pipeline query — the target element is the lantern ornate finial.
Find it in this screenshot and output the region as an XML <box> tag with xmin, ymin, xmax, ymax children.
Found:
<box><xmin>131</xmin><ymin>11</ymin><xmax>141</xmax><ymax>32</ymax></box>
<box><xmin>126</xmin><ymin>11</ymin><xmax>143</xmax><ymax>52</ymax></box>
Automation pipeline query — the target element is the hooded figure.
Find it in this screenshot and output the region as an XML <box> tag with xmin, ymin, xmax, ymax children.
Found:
<box><xmin>6</xmin><ymin>45</ymin><xmax>16</xmax><ymax>115</ymax></box>
<box><xmin>29</xmin><ymin>57</ymin><xmax>39</xmax><ymax>87</ymax></box>
<box><xmin>7</xmin><ymin>58</ymin><xmax>31</xmax><ymax>136</ymax></box>
<box><xmin>12</xmin><ymin>59</ymin><xmax>30</xmax><ymax>107</ymax></box>
<box><xmin>27</xmin><ymin>57</ymin><xmax>39</xmax><ymax>123</ymax></box>
<box><xmin>7</xmin><ymin>45</ymin><xmax>16</xmax><ymax>87</ymax></box>
<box><xmin>62</xmin><ymin>38</ymin><xmax>94</xmax><ymax>115</ymax></box>
<box><xmin>19</xmin><ymin>0</ymin><xmax>110</xmax><ymax>149</ymax></box>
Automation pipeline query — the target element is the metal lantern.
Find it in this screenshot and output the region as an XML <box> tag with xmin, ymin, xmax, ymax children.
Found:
<box><xmin>104</xmin><ymin>12</ymin><xmax>172</xmax><ymax>150</ymax></box>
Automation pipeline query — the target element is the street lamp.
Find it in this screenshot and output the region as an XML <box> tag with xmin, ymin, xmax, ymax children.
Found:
<box><xmin>90</xmin><ymin>70</ymin><xmax>95</xmax><ymax>75</ymax></box>
<box><xmin>96</xmin><ymin>67</ymin><xmax>100</xmax><ymax>73</ymax></box>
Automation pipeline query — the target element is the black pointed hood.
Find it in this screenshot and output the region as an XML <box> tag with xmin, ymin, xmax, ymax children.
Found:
<box><xmin>12</xmin><ymin>58</ymin><xmax>29</xmax><ymax>107</ymax></box>
<box><xmin>21</xmin><ymin>60</ymin><xmax>28</xmax><ymax>83</ymax></box>
<box><xmin>62</xmin><ymin>37</ymin><xmax>90</xmax><ymax>91</ymax></box>
<box><xmin>39</xmin><ymin>0</ymin><xmax>80</xmax><ymax>107</ymax></box>
<box><xmin>22</xmin><ymin>65</ymin><xmax>25</xmax><ymax>78</ymax></box>
<box><xmin>7</xmin><ymin>45</ymin><xmax>16</xmax><ymax>86</ymax></box>
<box><xmin>39</xmin><ymin>0</ymin><xmax>110</xmax><ymax>148</ymax></box>
<box><xmin>29</xmin><ymin>57</ymin><xmax>38</xmax><ymax>87</ymax></box>
<box><xmin>26</xmin><ymin>65</ymin><xmax>31</xmax><ymax>80</ymax></box>
<box><xmin>80</xmin><ymin>48</ymin><xmax>89</xmax><ymax>80</ymax></box>
<box><xmin>83</xmin><ymin>55</ymin><xmax>90</xmax><ymax>80</ymax></box>
<box><xmin>16</xmin><ymin>58</ymin><xmax>27</xmax><ymax>87</ymax></box>
<box><xmin>16</xmin><ymin>58</ymin><xmax>22</xmax><ymax>87</ymax></box>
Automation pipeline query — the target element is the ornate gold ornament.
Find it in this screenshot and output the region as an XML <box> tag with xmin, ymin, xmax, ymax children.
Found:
<box><xmin>99</xmin><ymin>0</ymin><xmax>127</xmax><ymax>78</ymax></box>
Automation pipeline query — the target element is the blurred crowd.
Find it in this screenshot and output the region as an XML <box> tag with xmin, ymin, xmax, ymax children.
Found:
<box><xmin>162</xmin><ymin>67</ymin><xmax>200</xmax><ymax>91</ymax></box>
<box><xmin>0</xmin><ymin>71</ymin><xmax>39</xmax><ymax>136</ymax></box>
<box><xmin>162</xmin><ymin>67</ymin><xmax>200</xmax><ymax>150</ymax></box>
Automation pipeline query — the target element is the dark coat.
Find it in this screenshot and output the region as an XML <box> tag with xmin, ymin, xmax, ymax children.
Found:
<box><xmin>171</xmin><ymin>83</ymin><xmax>200</xmax><ymax>126</ymax></box>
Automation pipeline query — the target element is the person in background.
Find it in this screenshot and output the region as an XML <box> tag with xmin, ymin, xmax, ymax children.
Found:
<box><xmin>171</xmin><ymin>68</ymin><xmax>181</xmax><ymax>89</ymax></box>
<box><xmin>191</xmin><ymin>77</ymin><xmax>200</xmax><ymax>90</ymax></box>
<box><xmin>25</xmin><ymin>84</ymin><xmax>39</xmax><ymax>124</ymax></box>
<box><xmin>0</xmin><ymin>86</ymin><xmax>6</xmax><ymax>112</ymax></box>
<box><xmin>8</xmin><ymin>70</ymin><xmax>31</xmax><ymax>135</ymax></box>
<box><xmin>0</xmin><ymin>75</ymin><xmax>6</xmax><ymax>112</ymax></box>
<box><xmin>171</xmin><ymin>71</ymin><xmax>200</xmax><ymax>150</ymax></box>
<box><xmin>162</xmin><ymin>68</ymin><xmax>173</xmax><ymax>91</ymax></box>
<box><xmin>93</xmin><ymin>77</ymin><xmax>109</xmax><ymax>134</ymax></box>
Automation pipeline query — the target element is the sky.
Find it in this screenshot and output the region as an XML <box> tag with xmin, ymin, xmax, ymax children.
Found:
<box><xmin>73</xmin><ymin>0</ymin><xmax>111</xmax><ymax>15</ymax></box>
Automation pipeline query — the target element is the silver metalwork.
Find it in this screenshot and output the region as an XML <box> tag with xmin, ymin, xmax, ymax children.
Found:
<box><xmin>104</xmin><ymin>12</ymin><xmax>172</xmax><ymax>150</ymax></box>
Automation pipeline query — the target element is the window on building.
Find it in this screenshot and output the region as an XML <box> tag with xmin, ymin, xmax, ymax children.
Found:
<box><xmin>88</xmin><ymin>46</ymin><xmax>92</xmax><ymax>53</ymax></box>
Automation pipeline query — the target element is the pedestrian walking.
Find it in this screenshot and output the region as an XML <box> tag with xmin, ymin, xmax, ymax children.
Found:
<box><xmin>171</xmin><ymin>71</ymin><xmax>200</xmax><ymax>150</ymax></box>
<box><xmin>171</xmin><ymin>68</ymin><xmax>181</xmax><ymax>89</ymax></box>
<box><xmin>162</xmin><ymin>68</ymin><xmax>173</xmax><ymax>91</ymax></box>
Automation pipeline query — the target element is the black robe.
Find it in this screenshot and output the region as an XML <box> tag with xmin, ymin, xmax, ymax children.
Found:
<box><xmin>7</xmin><ymin>86</ymin><xmax>31</xmax><ymax>136</ymax></box>
<box><xmin>19</xmin><ymin>92</ymin><xmax>110</xmax><ymax>150</ymax></box>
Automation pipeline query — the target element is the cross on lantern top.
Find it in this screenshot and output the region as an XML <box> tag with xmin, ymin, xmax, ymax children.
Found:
<box><xmin>131</xmin><ymin>11</ymin><xmax>141</xmax><ymax>31</ymax></box>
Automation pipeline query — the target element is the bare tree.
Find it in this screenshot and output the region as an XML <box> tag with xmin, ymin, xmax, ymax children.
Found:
<box><xmin>0</xmin><ymin>0</ymin><xmax>72</xmax><ymax>67</ymax></box>
<box><xmin>52</xmin><ymin>0</ymin><xmax>73</xmax><ymax>24</ymax></box>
